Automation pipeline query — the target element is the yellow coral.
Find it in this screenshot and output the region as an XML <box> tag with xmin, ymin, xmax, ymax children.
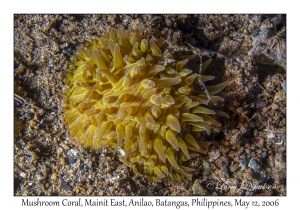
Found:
<box><xmin>64</xmin><ymin>27</ymin><xmax>228</xmax><ymax>181</ymax></box>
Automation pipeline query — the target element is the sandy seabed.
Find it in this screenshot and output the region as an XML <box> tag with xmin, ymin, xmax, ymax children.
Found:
<box><xmin>14</xmin><ymin>14</ymin><xmax>286</xmax><ymax>196</ymax></box>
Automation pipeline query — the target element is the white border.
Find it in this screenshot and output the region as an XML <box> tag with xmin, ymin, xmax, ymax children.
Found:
<box><xmin>2</xmin><ymin>0</ymin><xmax>298</xmax><ymax>209</ymax></box>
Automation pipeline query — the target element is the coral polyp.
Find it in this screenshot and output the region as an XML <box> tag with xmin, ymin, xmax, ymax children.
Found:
<box><xmin>64</xmin><ymin>27</ymin><xmax>228</xmax><ymax>181</ymax></box>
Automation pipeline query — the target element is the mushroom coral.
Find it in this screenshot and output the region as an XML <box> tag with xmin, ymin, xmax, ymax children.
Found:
<box><xmin>63</xmin><ymin>27</ymin><xmax>228</xmax><ymax>181</ymax></box>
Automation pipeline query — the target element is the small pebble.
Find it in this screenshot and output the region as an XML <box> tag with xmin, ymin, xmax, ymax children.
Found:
<box><xmin>29</xmin><ymin>120</ymin><xmax>37</xmax><ymax>127</ymax></box>
<box><xmin>57</xmin><ymin>147</ymin><xmax>63</xmax><ymax>157</ymax></box>
<box><xmin>34</xmin><ymin>113</ymin><xmax>39</xmax><ymax>120</ymax></box>
<box><xmin>127</xmin><ymin>184</ymin><xmax>132</xmax><ymax>192</ymax></box>
<box><xmin>243</xmin><ymin>172</ymin><xmax>252</xmax><ymax>180</ymax></box>
<box><xmin>253</xmin><ymin>136</ymin><xmax>264</xmax><ymax>146</ymax></box>
<box><xmin>67</xmin><ymin>149</ymin><xmax>79</xmax><ymax>157</ymax></box>
<box><xmin>208</xmin><ymin>149</ymin><xmax>221</xmax><ymax>162</ymax></box>
<box><xmin>68</xmin><ymin>159</ymin><xmax>75</xmax><ymax>167</ymax></box>
<box><xmin>201</xmin><ymin>160</ymin><xmax>211</xmax><ymax>176</ymax></box>
<box><xmin>271</xmin><ymin>103</ymin><xmax>278</xmax><ymax>110</ymax></box>
<box><xmin>61</xmin><ymin>143</ymin><xmax>69</xmax><ymax>150</ymax></box>
<box><xmin>262</xmin><ymin>151</ymin><xmax>268</xmax><ymax>160</ymax></box>
<box><xmin>221</xmin><ymin>140</ymin><xmax>229</xmax><ymax>146</ymax></box>
<box><xmin>80</xmin><ymin>187</ymin><xmax>86</xmax><ymax>194</ymax></box>
<box><xmin>36</xmin><ymin>174</ymin><xmax>44</xmax><ymax>180</ymax></box>
<box><xmin>166</xmin><ymin>18</ymin><xmax>172</xmax><ymax>27</ymax></box>
<box><xmin>229</xmin><ymin>163</ymin><xmax>239</xmax><ymax>172</ymax></box>
<box><xmin>274</xmin><ymin>92</ymin><xmax>283</xmax><ymax>102</ymax></box>
<box><xmin>60</xmin><ymin>157</ymin><xmax>67</xmax><ymax>165</ymax></box>
<box><xmin>99</xmin><ymin>190</ymin><xmax>104</xmax><ymax>196</ymax></box>
<box><xmin>51</xmin><ymin>173</ymin><xmax>57</xmax><ymax>181</ymax></box>
<box><xmin>88</xmin><ymin>188</ymin><xmax>94</xmax><ymax>195</ymax></box>
<box><xmin>20</xmin><ymin>172</ymin><xmax>27</xmax><ymax>178</ymax></box>
<box><xmin>252</xmin><ymin>28</ymin><xmax>259</xmax><ymax>37</ymax></box>
<box><xmin>192</xmin><ymin>179</ymin><xmax>207</xmax><ymax>195</ymax></box>
<box><xmin>61</xmin><ymin>182</ymin><xmax>72</xmax><ymax>191</ymax></box>
<box><xmin>248</xmin><ymin>158</ymin><xmax>260</xmax><ymax>171</ymax></box>
<box><xmin>275</xmin><ymin>158</ymin><xmax>285</xmax><ymax>170</ymax></box>
<box><xmin>243</xmin><ymin>156</ymin><xmax>250</xmax><ymax>165</ymax></box>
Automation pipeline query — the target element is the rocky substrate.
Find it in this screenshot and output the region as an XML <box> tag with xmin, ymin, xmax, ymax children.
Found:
<box><xmin>14</xmin><ymin>14</ymin><xmax>286</xmax><ymax>196</ymax></box>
